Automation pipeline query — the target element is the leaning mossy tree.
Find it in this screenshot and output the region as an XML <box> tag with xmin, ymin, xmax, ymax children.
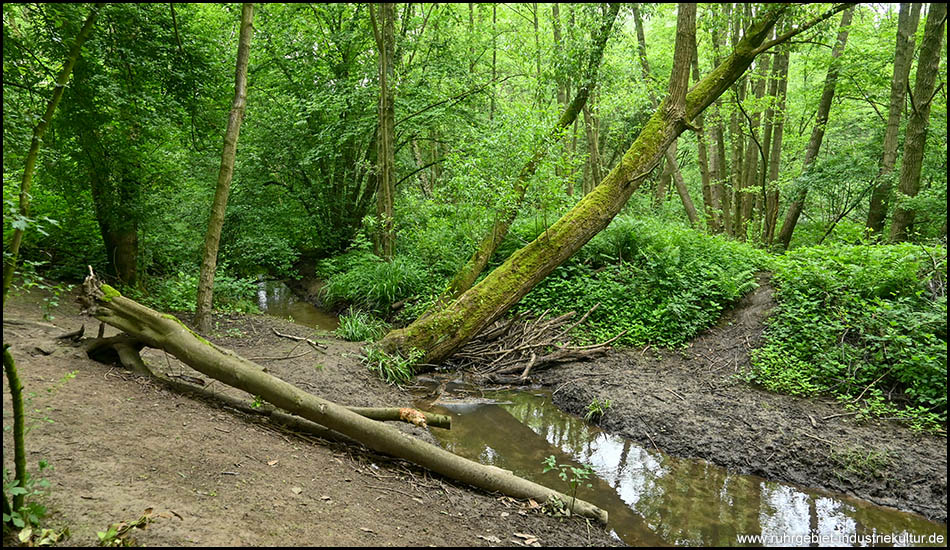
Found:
<box><xmin>379</xmin><ymin>3</ymin><xmax>855</xmax><ymax>366</ymax></box>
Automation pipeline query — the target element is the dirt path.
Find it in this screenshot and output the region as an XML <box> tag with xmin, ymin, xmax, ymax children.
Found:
<box><xmin>2</xmin><ymin>289</ymin><xmax>619</xmax><ymax>547</ymax></box>
<box><xmin>538</xmin><ymin>274</ymin><xmax>947</xmax><ymax>523</ymax></box>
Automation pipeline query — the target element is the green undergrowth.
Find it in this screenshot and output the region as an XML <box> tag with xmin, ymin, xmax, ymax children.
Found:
<box><xmin>517</xmin><ymin>216</ymin><xmax>766</xmax><ymax>347</ymax></box>
<box><xmin>335</xmin><ymin>307</ymin><xmax>390</xmax><ymax>342</ymax></box>
<box><xmin>746</xmin><ymin>243</ymin><xmax>947</xmax><ymax>431</ymax></box>
<box><xmin>123</xmin><ymin>268</ymin><xmax>259</xmax><ymax>315</ymax></box>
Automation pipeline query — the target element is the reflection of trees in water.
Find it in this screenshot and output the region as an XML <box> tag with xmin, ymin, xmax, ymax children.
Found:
<box><xmin>431</xmin><ymin>391</ymin><xmax>946</xmax><ymax>546</ymax></box>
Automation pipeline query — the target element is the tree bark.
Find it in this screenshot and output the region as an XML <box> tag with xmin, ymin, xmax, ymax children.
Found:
<box><xmin>195</xmin><ymin>3</ymin><xmax>254</xmax><ymax>332</ymax></box>
<box><xmin>371</xmin><ymin>3</ymin><xmax>396</xmax><ymax>260</ymax></box>
<box><xmin>3</xmin><ymin>3</ymin><xmax>103</xmax><ymax>303</ymax></box>
<box><xmin>582</xmin><ymin>102</ymin><xmax>604</xmax><ymax>196</ymax></box>
<box><xmin>866</xmin><ymin>3</ymin><xmax>922</xmax><ymax>236</ymax></box>
<box><xmin>727</xmin><ymin>4</ymin><xmax>747</xmax><ymax>237</ymax></box>
<box><xmin>3</xmin><ymin>345</ymin><xmax>27</xmax><ymax>514</ymax></box>
<box><xmin>82</xmin><ymin>280</ymin><xmax>607</xmax><ymax>523</ymax></box>
<box><xmin>889</xmin><ymin>2</ymin><xmax>946</xmax><ymax>242</ymax></box>
<box><xmin>776</xmin><ymin>7</ymin><xmax>854</xmax><ymax>250</ymax></box>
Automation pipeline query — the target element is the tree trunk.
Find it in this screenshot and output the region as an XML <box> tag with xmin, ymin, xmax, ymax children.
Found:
<box><xmin>728</xmin><ymin>4</ymin><xmax>747</xmax><ymax>237</ymax></box>
<box><xmin>866</xmin><ymin>3</ymin><xmax>922</xmax><ymax>236</ymax></box>
<box><xmin>632</xmin><ymin>3</ymin><xmax>697</xmax><ymax>222</ymax></box>
<box><xmin>371</xmin><ymin>3</ymin><xmax>396</xmax><ymax>260</ymax></box>
<box><xmin>380</xmin><ymin>3</ymin><xmax>851</xmax><ymax>366</ymax></box>
<box><xmin>82</xmin><ymin>280</ymin><xmax>608</xmax><ymax>523</ymax></box>
<box><xmin>3</xmin><ymin>3</ymin><xmax>103</xmax><ymax>302</ymax></box>
<box><xmin>3</xmin><ymin>345</ymin><xmax>27</xmax><ymax>515</ymax></box>
<box><xmin>582</xmin><ymin>102</ymin><xmax>603</xmax><ymax>196</ymax></box>
<box><xmin>776</xmin><ymin>7</ymin><xmax>854</xmax><ymax>250</ymax></box>
<box><xmin>89</xmin><ymin>170</ymin><xmax>140</xmax><ymax>287</ymax></box>
<box><xmin>692</xmin><ymin>31</ymin><xmax>714</xmax><ymax>232</ymax></box>
<box><xmin>438</xmin><ymin>4</ymin><xmax>620</xmax><ymax>301</ymax></box>
<box><xmin>195</xmin><ymin>3</ymin><xmax>254</xmax><ymax>332</ymax></box>
<box><xmin>708</xmin><ymin>4</ymin><xmax>730</xmax><ymax>235</ymax></box>
<box><xmin>735</xmin><ymin>51</ymin><xmax>771</xmax><ymax>241</ymax></box>
<box><xmin>889</xmin><ymin>2</ymin><xmax>946</xmax><ymax>242</ymax></box>
<box><xmin>762</xmin><ymin>42</ymin><xmax>790</xmax><ymax>245</ymax></box>
<box><xmin>666</xmin><ymin>146</ymin><xmax>701</xmax><ymax>227</ymax></box>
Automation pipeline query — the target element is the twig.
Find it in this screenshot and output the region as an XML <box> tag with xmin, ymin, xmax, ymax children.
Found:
<box><xmin>271</xmin><ymin>327</ymin><xmax>327</xmax><ymax>351</ymax></box>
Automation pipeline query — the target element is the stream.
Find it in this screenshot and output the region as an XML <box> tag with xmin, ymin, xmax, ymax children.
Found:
<box><xmin>256</xmin><ymin>279</ymin><xmax>338</xmax><ymax>331</ymax></box>
<box><xmin>259</xmin><ymin>281</ymin><xmax>947</xmax><ymax>546</ymax></box>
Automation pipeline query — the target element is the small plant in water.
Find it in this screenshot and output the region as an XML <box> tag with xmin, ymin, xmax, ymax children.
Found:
<box><xmin>585</xmin><ymin>398</ymin><xmax>611</xmax><ymax>421</ymax></box>
<box><xmin>541</xmin><ymin>455</ymin><xmax>594</xmax><ymax>516</ymax></box>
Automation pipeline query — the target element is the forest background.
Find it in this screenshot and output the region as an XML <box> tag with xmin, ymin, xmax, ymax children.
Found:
<box><xmin>3</xmin><ymin>3</ymin><xmax>947</xmax><ymax>435</ymax></box>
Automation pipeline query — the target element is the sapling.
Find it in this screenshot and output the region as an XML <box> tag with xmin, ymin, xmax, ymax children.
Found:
<box><xmin>542</xmin><ymin>455</ymin><xmax>594</xmax><ymax>516</ymax></box>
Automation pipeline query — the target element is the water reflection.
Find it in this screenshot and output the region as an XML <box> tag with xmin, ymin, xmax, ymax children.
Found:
<box><xmin>256</xmin><ymin>280</ymin><xmax>338</xmax><ymax>331</ymax></box>
<box><xmin>419</xmin><ymin>388</ymin><xmax>946</xmax><ymax>547</ymax></box>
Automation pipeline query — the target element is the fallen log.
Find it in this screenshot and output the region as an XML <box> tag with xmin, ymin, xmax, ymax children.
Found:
<box><xmin>80</xmin><ymin>274</ymin><xmax>607</xmax><ymax>523</ymax></box>
<box><xmin>85</xmin><ymin>336</ymin><xmax>451</xmax><ymax>429</ymax></box>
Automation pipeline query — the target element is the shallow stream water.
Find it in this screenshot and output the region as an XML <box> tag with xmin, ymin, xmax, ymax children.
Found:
<box><xmin>256</xmin><ymin>280</ymin><xmax>338</xmax><ymax>331</ymax></box>
<box><xmin>256</xmin><ymin>286</ymin><xmax>946</xmax><ymax>546</ymax></box>
<box><xmin>412</xmin><ymin>380</ymin><xmax>947</xmax><ymax>547</ymax></box>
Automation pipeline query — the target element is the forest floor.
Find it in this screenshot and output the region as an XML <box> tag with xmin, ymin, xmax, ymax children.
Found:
<box><xmin>537</xmin><ymin>274</ymin><xmax>947</xmax><ymax>524</ymax></box>
<box><xmin>4</xmin><ymin>275</ymin><xmax>946</xmax><ymax>547</ymax></box>
<box><xmin>2</xmin><ymin>288</ymin><xmax>619</xmax><ymax>547</ymax></box>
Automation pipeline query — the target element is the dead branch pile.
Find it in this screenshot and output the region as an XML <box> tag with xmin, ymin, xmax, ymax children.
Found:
<box><xmin>448</xmin><ymin>304</ymin><xmax>624</xmax><ymax>383</ymax></box>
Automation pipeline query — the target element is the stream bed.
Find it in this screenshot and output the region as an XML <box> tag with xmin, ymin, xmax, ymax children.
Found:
<box><xmin>412</xmin><ymin>379</ymin><xmax>947</xmax><ymax>547</ymax></box>
<box><xmin>256</xmin><ymin>283</ymin><xmax>946</xmax><ymax>546</ymax></box>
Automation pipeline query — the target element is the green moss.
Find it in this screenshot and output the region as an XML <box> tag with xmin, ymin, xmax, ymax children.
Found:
<box><xmin>161</xmin><ymin>313</ymin><xmax>213</xmax><ymax>347</ymax></box>
<box><xmin>100</xmin><ymin>284</ymin><xmax>121</xmax><ymax>302</ymax></box>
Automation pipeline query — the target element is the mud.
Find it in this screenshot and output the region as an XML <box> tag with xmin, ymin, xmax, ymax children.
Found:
<box><xmin>2</xmin><ymin>288</ymin><xmax>618</xmax><ymax>547</ymax></box>
<box><xmin>536</xmin><ymin>274</ymin><xmax>948</xmax><ymax>523</ymax></box>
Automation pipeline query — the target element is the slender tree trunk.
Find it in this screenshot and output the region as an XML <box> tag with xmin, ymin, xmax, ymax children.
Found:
<box><xmin>632</xmin><ymin>3</ymin><xmax>698</xmax><ymax>221</ymax></box>
<box><xmin>489</xmin><ymin>4</ymin><xmax>496</xmax><ymax>122</ymax></box>
<box><xmin>667</xmin><ymin>146</ymin><xmax>701</xmax><ymax>227</ymax></box>
<box><xmin>194</xmin><ymin>3</ymin><xmax>254</xmax><ymax>333</ymax></box>
<box><xmin>776</xmin><ymin>7</ymin><xmax>854</xmax><ymax>250</ymax></box>
<box><xmin>438</xmin><ymin>4</ymin><xmax>620</xmax><ymax>301</ymax></box>
<box><xmin>728</xmin><ymin>4</ymin><xmax>747</xmax><ymax>237</ymax></box>
<box><xmin>762</xmin><ymin>43</ymin><xmax>790</xmax><ymax>245</ymax></box>
<box><xmin>3</xmin><ymin>3</ymin><xmax>103</xmax><ymax>303</ymax></box>
<box><xmin>735</xmin><ymin>50</ymin><xmax>771</xmax><ymax>240</ymax></box>
<box><xmin>371</xmin><ymin>3</ymin><xmax>396</xmax><ymax>260</ymax></box>
<box><xmin>865</xmin><ymin>3</ymin><xmax>922</xmax><ymax>235</ymax></box>
<box><xmin>708</xmin><ymin>6</ymin><xmax>729</xmax><ymax>234</ymax></box>
<box><xmin>692</xmin><ymin>30</ymin><xmax>714</xmax><ymax>231</ymax></box>
<box><xmin>889</xmin><ymin>2</ymin><xmax>946</xmax><ymax>241</ymax></box>
<box><xmin>582</xmin><ymin>102</ymin><xmax>603</xmax><ymax>196</ymax></box>
<box><xmin>3</xmin><ymin>345</ymin><xmax>27</xmax><ymax>514</ymax></box>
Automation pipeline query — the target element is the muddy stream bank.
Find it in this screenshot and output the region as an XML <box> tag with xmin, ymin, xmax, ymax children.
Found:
<box><xmin>270</xmin><ymin>279</ymin><xmax>947</xmax><ymax>545</ymax></box>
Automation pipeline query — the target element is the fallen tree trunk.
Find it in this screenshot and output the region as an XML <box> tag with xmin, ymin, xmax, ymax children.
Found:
<box><xmin>80</xmin><ymin>276</ymin><xmax>607</xmax><ymax>523</ymax></box>
<box><xmin>84</xmin><ymin>336</ymin><xmax>452</xmax><ymax>430</ymax></box>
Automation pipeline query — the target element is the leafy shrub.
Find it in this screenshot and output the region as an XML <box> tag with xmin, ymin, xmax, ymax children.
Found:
<box><xmin>518</xmin><ymin>217</ymin><xmax>765</xmax><ymax>347</ymax></box>
<box><xmin>128</xmin><ymin>268</ymin><xmax>259</xmax><ymax>314</ymax></box>
<box><xmin>747</xmin><ymin>243</ymin><xmax>947</xmax><ymax>429</ymax></box>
